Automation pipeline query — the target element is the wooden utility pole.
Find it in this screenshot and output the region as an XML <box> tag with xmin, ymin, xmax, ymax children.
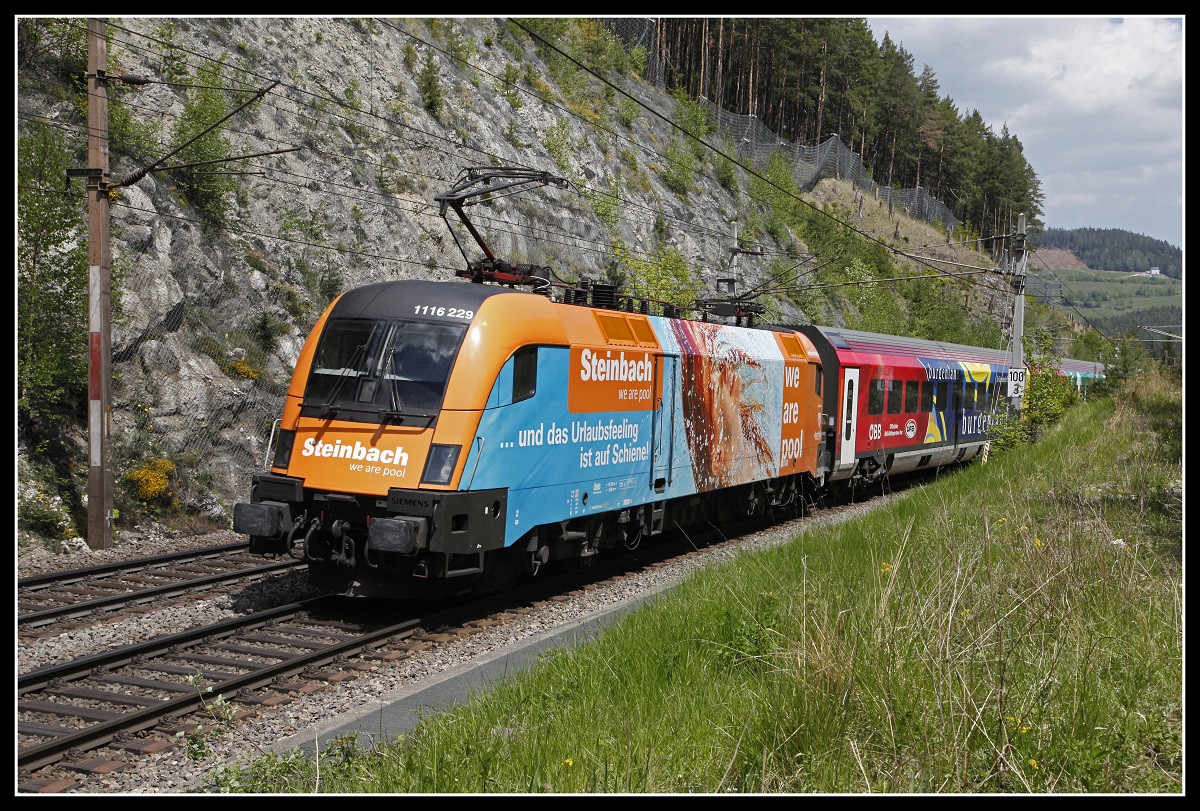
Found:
<box><xmin>86</xmin><ymin>18</ymin><xmax>114</xmax><ymax>549</ymax></box>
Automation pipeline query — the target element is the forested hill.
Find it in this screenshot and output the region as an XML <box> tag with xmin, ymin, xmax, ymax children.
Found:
<box><xmin>1037</xmin><ymin>227</ymin><xmax>1182</xmax><ymax>279</ymax></box>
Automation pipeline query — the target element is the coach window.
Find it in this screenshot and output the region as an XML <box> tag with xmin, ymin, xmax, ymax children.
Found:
<box><xmin>513</xmin><ymin>346</ymin><xmax>537</xmax><ymax>402</ymax></box>
<box><xmin>905</xmin><ymin>380</ymin><xmax>920</xmax><ymax>413</ymax></box>
<box><xmin>933</xmin><ymin>381</ymin><xmax>949</xmax><ymax>412</ymax></box>
<box><xmin>868</xmin><ymin>379</ymin><xmax>886</xmax><ymax>415</ymax></box>
<box><xmin>920</xmin><ymin>381</ymin><xmax>933</xmax><ymax>412</ymax></box>
<box><xmin>887</xmin><ymin>380</ymin><xmax>903</xmax><ymax>414</ymax></box>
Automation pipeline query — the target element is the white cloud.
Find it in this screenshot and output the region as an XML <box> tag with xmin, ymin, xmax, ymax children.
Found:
<box><xmin>867</xmin><ymin>16</ymin><xmax>1183</xmax><ymax>247</ymax></box>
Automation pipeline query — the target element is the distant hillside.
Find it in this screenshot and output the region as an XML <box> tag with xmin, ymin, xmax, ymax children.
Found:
<box><xmin>1030</xmin><ymin>247</ymin><xmax>1089</xmax><ymax>271</ymax></box>
<box><xmin>1036</xmin><ymin>227</ymin><xmax>1181</xmax><ymax>279</ymax></box>
<box><xmin>1026</xmin><ymin>261</ymin><xmax>1182</xmax><ymax>360</ymax></box>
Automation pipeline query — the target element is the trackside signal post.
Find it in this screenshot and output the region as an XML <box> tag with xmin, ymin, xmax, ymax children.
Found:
<box><xmin>70</xmin><ymin>19</ymin><xmax>287</xmax><ymax>549</ymax></box>
<box><xmin>85</xmin><ymin>18</ymin><xmax>114</xmax><ymax>549</ymax></box>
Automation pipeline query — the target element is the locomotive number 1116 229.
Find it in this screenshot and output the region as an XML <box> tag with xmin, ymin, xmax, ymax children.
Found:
<box><xmin>414</xmin><ymin>304</ymin><xmax>474</xmax><ymax>320</ymax></box>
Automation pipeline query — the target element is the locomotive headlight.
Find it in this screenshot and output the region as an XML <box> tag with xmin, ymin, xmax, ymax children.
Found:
<box><xmin>421</xmin><ymin>444</ymin><xmax>460</xmax><ymax>485</ymax></box>
<box><xmin>272</xmin><ymin>429</ymin><xmax>296</xmax><ymax>469</ymax></box>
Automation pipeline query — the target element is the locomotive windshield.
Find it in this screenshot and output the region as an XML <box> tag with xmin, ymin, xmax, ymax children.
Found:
<box><xmin>303</xmin><ymin>317</ymin><xmax>466</xmax><ymax>419</ymax></box>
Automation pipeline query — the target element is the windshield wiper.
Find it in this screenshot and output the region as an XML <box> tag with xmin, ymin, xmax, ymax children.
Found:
<box><xmin>377</xmin><ymin>409</ymin><xmax>437</xmax><ymax>426</ymax></box>
<box><xmin>316</xmin><ymin>336</ymin><xmax>374</xmax><ymax>417</ymax></box>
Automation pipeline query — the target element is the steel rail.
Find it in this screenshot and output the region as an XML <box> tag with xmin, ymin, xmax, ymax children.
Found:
<box><xmin>18</xmin><ymin>557</ymin><xmax>305</xmax><ymax>627</ymax></box>
<box><xmin>18</xmin><ymin>542</ymin><xmax>250</xmax><ymax>590</ymax></box>
<box><xmin>18</xmin><ymin>597</ymin><xmax>426</xmax><ymax>771</ymax></box>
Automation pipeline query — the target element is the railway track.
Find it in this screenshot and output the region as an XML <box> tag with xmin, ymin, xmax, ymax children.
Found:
<box><xmin>15</xmin><ymin>543</ymin><xmax>676</xmax><ymax>789</ymax></box>
<box><xmin>18</xmin><ymin>597</ymin><xmax>422</xmax><ymax>774</ymax></box>
<box><xmin>18</xmin><ymin>542</ymin><xmax>306</xmax><ymax>629</ymax></box>
<box><xmin>16</xmin><ymin>506</ymin><xmax>768</xmax><ymax>789</ymax></box>
<box><xmin>16</xmin><ymin>474</ymin><xmax>924</xmax><ymax>792</ymax></box>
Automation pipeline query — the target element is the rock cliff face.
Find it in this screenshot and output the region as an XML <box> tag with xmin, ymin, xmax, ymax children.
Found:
<box><xmin>18</xmin><ymin>17</ymin><xmax>965</xmax><ymax>541</ymax></box>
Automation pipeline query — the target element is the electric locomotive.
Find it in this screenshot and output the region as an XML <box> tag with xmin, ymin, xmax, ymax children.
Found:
<box><xmin>232</xmin><ymin>278</ymin><xmax>828</xmax><ymax>598</ymax></box>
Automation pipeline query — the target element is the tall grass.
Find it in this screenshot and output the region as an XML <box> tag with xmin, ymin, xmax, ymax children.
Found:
<box><xmin>208</xmin><ymin>371</ymin><xmax>1182</xmax><ymax>793</ymax></box>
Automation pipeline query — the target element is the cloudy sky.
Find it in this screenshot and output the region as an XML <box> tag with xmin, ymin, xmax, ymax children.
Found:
<box><xmin>865</xmin><ymin>16</ymin><xmax>1184</xmax><ymax>249</ymax></box>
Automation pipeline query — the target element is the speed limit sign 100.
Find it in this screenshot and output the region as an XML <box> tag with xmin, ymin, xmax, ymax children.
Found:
<box><xmin>1009</xmin><ymin>368</ymin><xmax>1026</xmax><ymax>398</ymax></box>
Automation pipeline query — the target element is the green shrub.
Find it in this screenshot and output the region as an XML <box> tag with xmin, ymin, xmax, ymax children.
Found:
<box><xmin>661</xmin><ymin>138</ymin><xmax>695</xmax><ymax>196</ymax></box>
<box><xmin>170</xmin><ymin>61</ymin><xmax>239</xmax><ymax>223</ymax></box>
<box><xmin>714</xmin><ymin>152</ymin><xmax>737</xmax><ymax>190</ymax></box>
<box><xmin>18</xmin><ymin>491</ymin><xmax>75</xmax><ymax>540</ymax></box>
<box><xmin>418</xmin><ymin>49</ymin><xmax>443</xmax><ymax>118</ymax></box>
<box><xmin>17</xmin><ymin>119</ymin><xmax>88</xmax><ymax>439</ymax></box>
<box><xmin>616</xmin><ymin>96</ymin><xmax>639</xmax><ymax>129</ymax></box>
<box><xmin>543</xmin><ymin>120</ymin><xmax>572</xmax><ymax>175</ymax></box>
<box><xmin>497</xmin><ymin>63</ymin><xmax>523</xmax><ymax>107</ymax></box>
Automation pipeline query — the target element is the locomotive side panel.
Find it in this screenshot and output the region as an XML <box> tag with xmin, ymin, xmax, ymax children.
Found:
<box><xmin>651</xmin><ymin>317</ymin><xmax>784</xmax><ymax>494</ymax></box>
<box><xmin>458</xmin><ymin>343</ymin><xmax>661</xmax><ymax>545</ymax></box>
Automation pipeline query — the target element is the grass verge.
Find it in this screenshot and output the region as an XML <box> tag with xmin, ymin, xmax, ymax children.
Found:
<box><xmin>206</xmin><ymin>370</ymin><xmax>1182</xmax><ymax>794</ymax></box>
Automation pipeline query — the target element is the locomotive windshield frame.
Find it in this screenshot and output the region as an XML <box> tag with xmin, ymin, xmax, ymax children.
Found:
<box><xmin>300</xmin><ymin>315</ymin><xmax>468</xmax><ymax>422</ymax></box>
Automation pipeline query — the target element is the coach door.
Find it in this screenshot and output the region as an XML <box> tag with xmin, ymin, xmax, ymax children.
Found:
<box><xmin>651</xmin><ymin>354</ymin><xmax>677</xmax><ymax>492</ymax></box>
<box><xmin>951</xmin><ymin>378</ymin><xmax>964</xmax><ymax>448</ymax></box>
<box><xmin>838</xmin><ymin>368</ymin><xmax>860</xmax><ymax>473</ymax></box>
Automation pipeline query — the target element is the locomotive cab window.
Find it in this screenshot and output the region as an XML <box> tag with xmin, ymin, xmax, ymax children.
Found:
<box><xmin>303</xmin><ymin>317</ymin><xmax>466</xmax><ymax>417</ymax></box>
<box><xmin>512</xmin><ymin>346</ymin><xmax>537</xmax><ymax>402</ymax></box>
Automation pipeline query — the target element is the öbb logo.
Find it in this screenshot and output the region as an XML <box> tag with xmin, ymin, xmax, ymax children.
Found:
<box><xmin>905</xmin><ymin>419</ymin><xmax>917</xmax><ymax>439</ymax></box>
